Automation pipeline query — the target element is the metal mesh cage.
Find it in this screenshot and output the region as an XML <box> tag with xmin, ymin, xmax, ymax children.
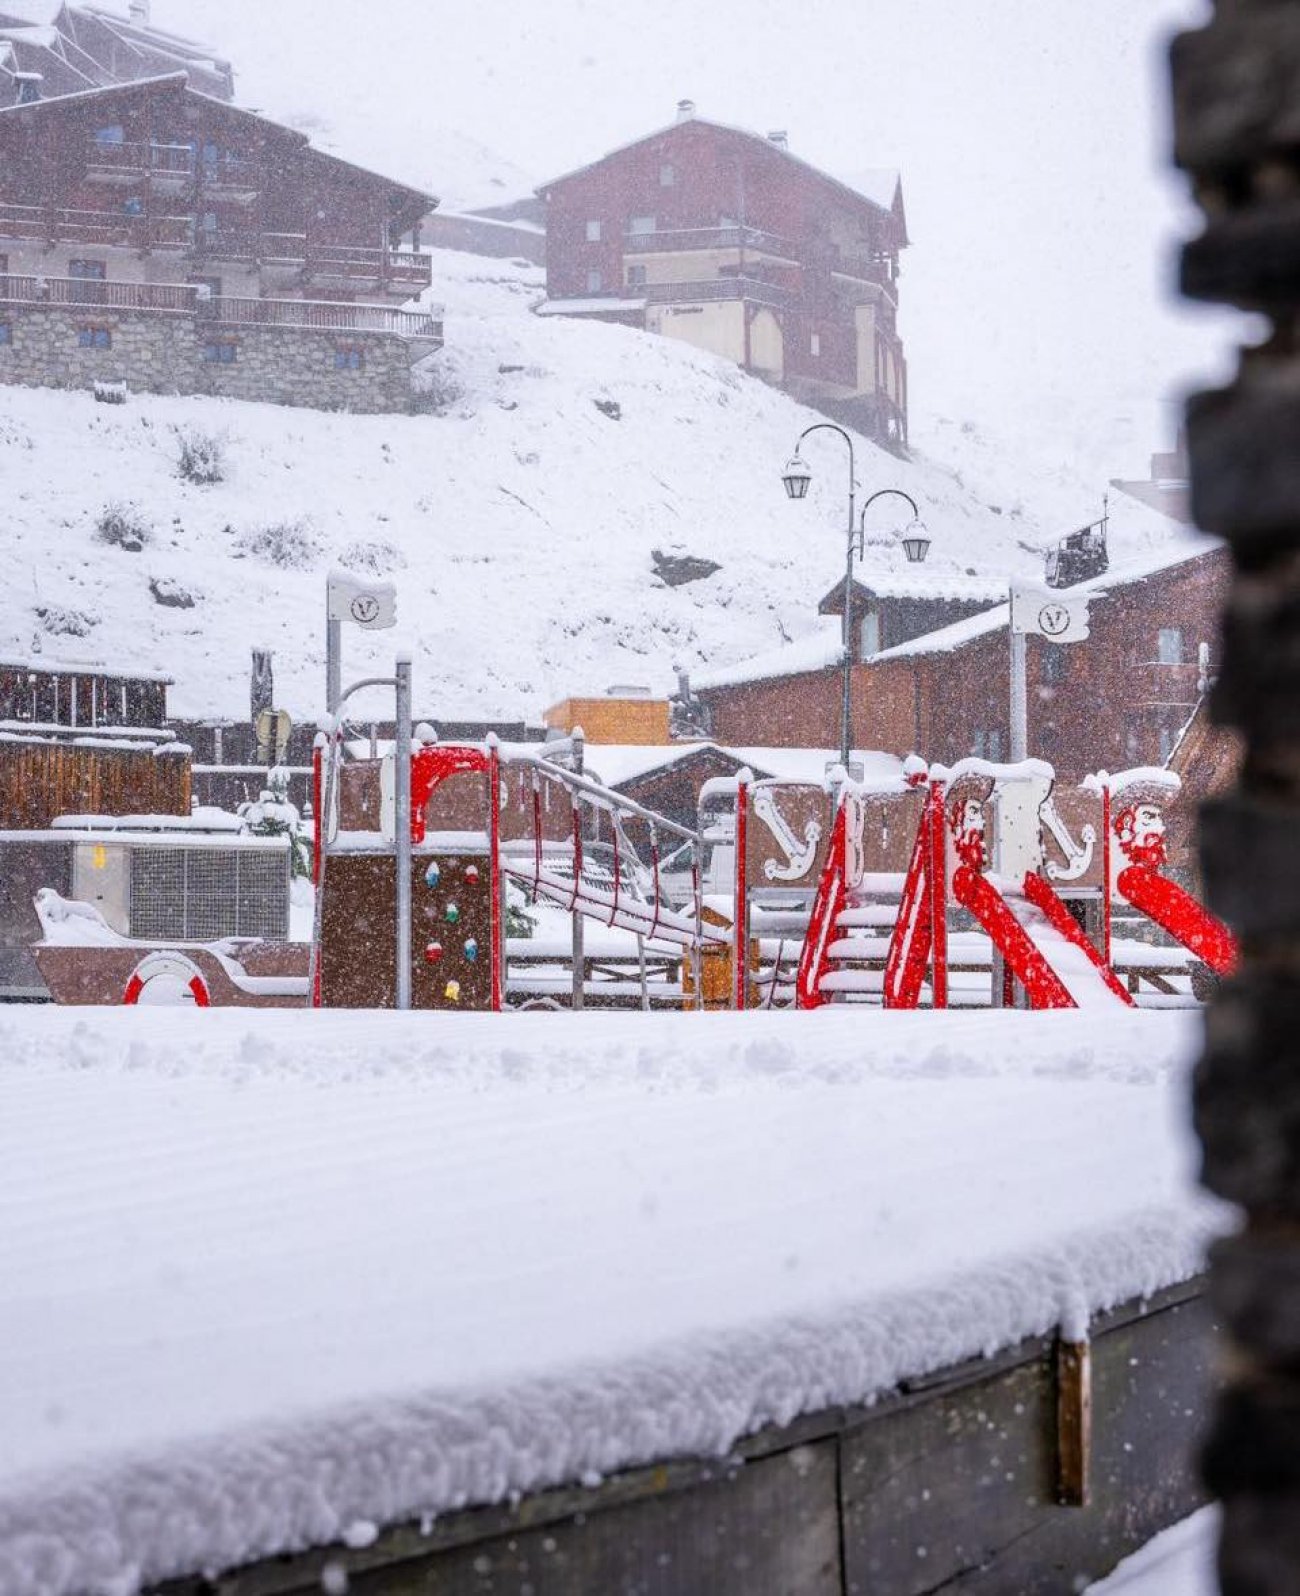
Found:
<box><xmin>129</xmin><ymin>849</ymin><xmax>187</xmax><ymax>940</ymax></box>
<box><xmin>185</xmin><ymin>850</ymin><xmax>238</xmax><ymax>941</ymax></box>
<box><xmin>235</xmin><ymin>850</ymin><xmax>289</xmax><ymax>940</ymax></box>
<box><xmin>129</xmin><ymin>845</ymin><xmax>289</xmax><ymax>942</ymax></box>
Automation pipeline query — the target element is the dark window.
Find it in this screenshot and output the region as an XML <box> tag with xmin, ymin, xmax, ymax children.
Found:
<box><xmin>659</xmin><ymin>163</ymin><xmax>675</xmax><ymax>187</ymax></box>
<box><xmin>0</xmin><ymin>324</ymin><xmax>10</xmax><ymax>345</ymax></box>
<box><xmin>586</xmin><ymin>268</ymin><xmax>603</xmax><ymax>293</ymax></box>
<box><xmin>626</xmin><ymin>264</ymin><xmax>647</xmax><ymax>286</ymax></box>
<box><xmin>77</xmin><ymin>326</ymin><xmax>111</xmax><ymax>348</ymax></box>
<box><xmin>334</xmin><ymin>347</ymin><xmax>364</xmax><ymax>370</ymax></box>
<box><xmin>585</xmin><ymin>219</ymin><xmax>601</xmax><ymax>242</ymax></box>
<box><xmin>201</xmin><ymin>341</ymin><xmax>237</xmax><ymax>363</ymax></box>
<box><xmin>123</xmin><ymin>196</ymin><xmax>143</xmax><ymax>216</ymax></box>
<box><xmin>1041</xmin><ymin>644</ymin><xmax>1067</xmax><ymax>683</ymax></box>
<box><xmin>1157</xmin><ymin>626</ymin><xmax>1184</xmax><ymax>665</ymax></box>
<box><xmin>93</xmin><ymin>124</ymin><xmax>125</xmax><ymax>146</ymax></box>
<box><xmin>68</xmin><ymin>259</ymin><xmax>106</xmax><ymax>280</ymax></box>
<box><xmin>629</xmin><ymin>215</ymin><xmax>656</xmax><ymax>235</ymax></box>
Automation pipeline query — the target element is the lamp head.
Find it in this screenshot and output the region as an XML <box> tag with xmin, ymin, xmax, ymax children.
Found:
<box><xmin>781</xmin><ymin>453</ymin><xmax>812</xmax><ymax>500</ymax></box>
<box><xmin>901</xmin><ymin>519</ymin><xmax>931</xmax><ymax>564</ymax></box>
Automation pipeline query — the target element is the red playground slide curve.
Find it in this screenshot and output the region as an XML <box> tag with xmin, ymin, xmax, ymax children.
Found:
<box><xmin>1116</xmin><ymin>864</ymin><xmax>1237</xmax><ymax>977</ymax></box>
<box><xmin>952</xmin><ymin>865</ymin><xmax>1134</xmax><ymax>1010</ymax></box>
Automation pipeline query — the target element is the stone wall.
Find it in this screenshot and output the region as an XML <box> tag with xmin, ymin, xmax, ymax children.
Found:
<box><xmin>0</xmin><ymin>305</ymin><xmax>422</xmax><ymax>413</ymax></box>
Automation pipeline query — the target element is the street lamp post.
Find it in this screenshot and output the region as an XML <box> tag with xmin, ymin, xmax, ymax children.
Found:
<box><xmin>782</xmin><ymin>426</ymin><xmax>928</xmax><ymax>769</ymax></box>
<box><xmin>782</xmin><ymin>422</ymin><xmax>856</xmax><ymax>767</ymax></box>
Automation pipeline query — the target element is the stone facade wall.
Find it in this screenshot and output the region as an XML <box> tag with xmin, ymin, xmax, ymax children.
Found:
<box><xmin>0</xmin><ymin>305</ymin><xmax>421</xmax><ymax>413</ymax></box>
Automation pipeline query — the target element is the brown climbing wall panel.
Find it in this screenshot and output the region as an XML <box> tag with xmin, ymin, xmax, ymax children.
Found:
<box><xmin>319</xmin><ymin>848</ymin><xmax>494</xmax><ymax>1009</ymax></box>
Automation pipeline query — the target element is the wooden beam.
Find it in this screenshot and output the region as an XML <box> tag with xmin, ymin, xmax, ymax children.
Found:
<box><xmin>1057</xmin><ymin>1335</ymin><xmax>1093</xmax><ymax>1506</ymax></box>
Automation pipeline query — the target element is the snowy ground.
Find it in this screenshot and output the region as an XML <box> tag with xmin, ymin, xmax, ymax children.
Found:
<box><xmin>0</xmin><ymin>249</ymin><xmax>1203</xmax><ymax>725</ymax></box>
<box><xmin>1085</xmin><ymin>1508</ymin><xmax>1218</xmax><ymax>1595</ymax></box>
<box><xmin>0</xmin><ymin>1005</ymin><xmax>1221</xmax><ymax>1596</ymax></box>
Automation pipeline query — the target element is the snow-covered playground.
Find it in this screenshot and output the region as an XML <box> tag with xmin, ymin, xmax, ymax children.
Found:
<box><xmin>0</xmin><ymin>1003</ymin><xmax>1218</xmax><ymax>1596</ymax></box>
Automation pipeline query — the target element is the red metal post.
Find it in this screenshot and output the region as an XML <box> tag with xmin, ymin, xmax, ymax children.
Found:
<box><xmin>311</xmin><ymin>737</ymin><xmax>323</xmax><ymax>888</ymax></box>
<box><xmin>489</xmin><ymin>742</ymin><xmax>503</xmax><ymax>1013</ymax></box>
<box><xmin>733</xmin><ymin>775</ymin><xmax>749</xmax><ymax>1010</ymax></box>
<box><xmin>928</xmin><ymin>779</ymin><xmax>949</xmax><ymax>1009</ymax></box>
<box><xmin>1102</xmin><ymin>786</ymin><xmax>1113</xmax><ymax>970</ymax></box>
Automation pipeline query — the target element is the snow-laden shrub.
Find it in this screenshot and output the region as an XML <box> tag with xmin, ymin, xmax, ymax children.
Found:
<box><xmin>238</xmin><ymin>767</ymin><xmax>311</xmax><ymax>879</ymax></box>
<box><xmin>339</xmin><ymin>539</ymin><xmax>406</xmax><ymax>577</ymax></box>
<box><xmin>409</xmin><ymin>362</ymin><xmax>464</xmax><ymax>416</ymax></box>
<box><xmin>173</xmin><ymin>425</ymin><xmax>226</xmax><ymax>486</ymax></box>
<box><xmin>237</xmin><ymin>518</ymin><xmax>321</xmax><ymax>570</ymax></box>
<box><xmin>95</xmin><ymin>501</ymin><xmax>151</xmax><ymax>552</ymax></box>
<box><xmin>35</xmin><ymin>604</ymin><xmax>97</xmax><ymax>637</ymax></box>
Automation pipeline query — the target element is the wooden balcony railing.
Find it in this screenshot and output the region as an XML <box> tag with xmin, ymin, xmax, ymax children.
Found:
<box><xmin>623</xmin><ymin>224</ymin><xmax>800</xmax><ymax>260</ymax></box>
<box><xmin>86</xmin><ymin>140</ymin><xmax>197</xmax><ymax>180</ymax></box>
<box><xmin>205</xmin><ymin>296</ymin><xmax>441</xmax><ymax>339</ymax></box>
<box><xmin>0</xmin><ymin>274</ymin><xmax>199</xmax><ymax>314</ymax></box>
<box><xmin>0</xmin><ymin>274</ymin><xmax>442</xmax><ymax>340</ymax></box>
<box><xmin>0</xmin><ymin>204</ymin><xmax>432</xmax><ymax>290</ymax></box>
<box><xmin>0</xmin><ymin>200</ymin><xmax>193</xmax><ymax>250</ymax></box>
<box><xmin>639</xmin><ymin>276</ymin><xmax>795</xmax><ymax>310</ymax></box>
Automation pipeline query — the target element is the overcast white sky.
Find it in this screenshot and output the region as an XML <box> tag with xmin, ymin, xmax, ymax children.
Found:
<box><xmin>163</xmin><ymin>0</ymin><xmax>1232</xmax><ymax>473</ymax></box>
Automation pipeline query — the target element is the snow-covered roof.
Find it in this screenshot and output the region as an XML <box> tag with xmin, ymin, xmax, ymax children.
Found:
<box><xmin>582</xmin><ymin>741</ymin><xmax>732</xmax><ymax>788</ymax></box>
<box><xmin>536</xmin><ymin>297</ymin><xmax>646</xmax><ymax>316</ymax></box>
<box><xmin>829</xmin><ymin>572</ymin><xmax>1009</xmax><ymax>605</ymax></box>
<box><xmin>0</xmin><ymin>65</ymin><xmax>183</xmax><ymax>110</ymax></box>
<box><xmin>537</xmin><ymin>115</ymin><xmax>906</xmax><ymax>236</ymax></box>
<box><xmin>695</xmin><ymin>621</ymin><xmax>844</xmax><ymax>691</ymax></box>
<box><xmin>871</xmin><ymin>603</ymin><xmax>1008</xmax><ymax>663</ymax></box>
<box><xmin>0</xmin><ymin>654</ymin><xmax>173</xmax><ymax>681</ymax></box>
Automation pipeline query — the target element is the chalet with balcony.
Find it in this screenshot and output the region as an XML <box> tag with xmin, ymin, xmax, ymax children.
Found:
<box><xmin>537</xmin><ymin>103</ymin><xmax>908</xmax><ymax>448</ymax></box>
<box><xmin>0</xmin><ymin>0</ymin><xmax>234</xmax><ymax>108</ymax></box>
<box><xmin>0</xmin><ymin>73</ymin><xmax>443</xmax><ymax>411</ymax></box>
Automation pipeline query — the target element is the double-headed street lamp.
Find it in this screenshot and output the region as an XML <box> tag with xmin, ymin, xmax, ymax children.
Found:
<box><xmin>781</xmin><ymin>422</ymin><xmax>928</xmax><ymax>768</ymax></box>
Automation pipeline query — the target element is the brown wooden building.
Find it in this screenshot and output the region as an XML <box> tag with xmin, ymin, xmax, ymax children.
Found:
<box><xmin>695</xmin><ymin>544</ymin><xmax>1230</xmax><ymax>780</ymax></box>
<box><xmin>0</xmin><ymin>74</ymin><xmax>442</xmax><ymax>410</ymax></box>
<box><xmin>0</xmin><ymin>654</ymin><xmax>188</xmax><ymax>828</ymax></box>
<box><xmin>537</xmin><ymin>105</ymin><xmax>908</xmax><ymax>447</ymax></box>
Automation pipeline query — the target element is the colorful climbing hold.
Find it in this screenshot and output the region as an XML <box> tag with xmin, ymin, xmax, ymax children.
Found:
<box><xmin>424</xmin><ymin>942</ymin><xmax>443</xmax><ymax>964</ymax></box>
<box><xmin>464</xmin><ymin>864</ymin><xmax>480</xmax><ymax>885</ymax></box>
<box><xmin>423</xmin><ymin>861</ymin><xmax>441</xmax><ymax>889</ymax></box>
<box><xmin>445</xmin><ymin>902</ymin><xmax>461</xmax><ymax>924</ymax></box>
<box><xmin>444</xmin><ymin>979</ymin><xmax>461</xmax><ymax>1004</ymax></box>
<box><xmin>463</xmin><ymin>937</ymin><xmax>479</xmax><ymax>962</ymax></box>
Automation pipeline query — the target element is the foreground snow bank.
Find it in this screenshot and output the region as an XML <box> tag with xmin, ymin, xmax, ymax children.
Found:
<box><xmin>1086</xmin><ymin>1507</ymin><xmax>1219</xmax><ymax>1594</ymax></box>
<box><xmin>0</xmin><ymin>1008</ymin><xmax>1218</xmax><ymax>1596</ymax></box>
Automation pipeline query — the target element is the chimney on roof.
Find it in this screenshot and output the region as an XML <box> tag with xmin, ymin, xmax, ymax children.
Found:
<box><xmin>767</xmin><ymin>130</ymin><xmax>789</xmax><ymax>150</ymax></box>
<box><xmin>128</xmin><ymin>0</ymin><xmax>150</xmax><ymax>23</ymax></box>
<box><xmin>14</xmin><ymin>71</ymin><xmax>42</xmax><ymax>104</ymax></box>
<box><xmin>676</xmin><ymin>99</ymin><xmax>696</xmax><ymax>121</ymax></box>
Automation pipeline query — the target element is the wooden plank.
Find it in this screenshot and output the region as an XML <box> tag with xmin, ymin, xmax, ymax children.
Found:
<box><xmin>1057</xmin><ymin>1337</ymin><xmax>1092</xmax><ymax>1506</ymax></box>
<box><xmin>151</xmin><ymin>1283</ymin><xmax>1212</xmax><ymax>1596</ymax></box>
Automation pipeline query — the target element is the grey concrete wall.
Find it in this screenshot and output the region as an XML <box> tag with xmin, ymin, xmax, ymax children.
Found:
<box><xmin>0</xmin><ymin>305</ymin><xmax>420</xmax><ymax>413</ymax></box>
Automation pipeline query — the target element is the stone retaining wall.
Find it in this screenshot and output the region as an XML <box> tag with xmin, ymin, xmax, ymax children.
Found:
<box><xmin>0</xmin><ymin>305</ymin><xmax>423</xmax><ymax>412</ymax></box>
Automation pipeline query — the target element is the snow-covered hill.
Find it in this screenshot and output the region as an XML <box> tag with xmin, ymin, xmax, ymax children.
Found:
<box><xmin>0</xmin><ymin>250</ymin><xmax>1198</xmax><ymax>723</ymax></box>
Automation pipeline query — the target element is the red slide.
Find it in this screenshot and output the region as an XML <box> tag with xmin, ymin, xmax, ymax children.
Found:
<box><xmin>1116</xmin><ymin>865</ymin><xmax>1237</xmax><ymax>977</ymax></box>
<box><xmin>953</xmin><ymin>866</ymin><xmax>1133</xmax><ymax>1010</ymax></box>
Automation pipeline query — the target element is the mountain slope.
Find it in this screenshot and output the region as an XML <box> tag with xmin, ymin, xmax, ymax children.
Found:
<box><xmin>0</xmin><ymin>250</ymin><xmax>1198</xmax><ymax>722</ymax></box>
